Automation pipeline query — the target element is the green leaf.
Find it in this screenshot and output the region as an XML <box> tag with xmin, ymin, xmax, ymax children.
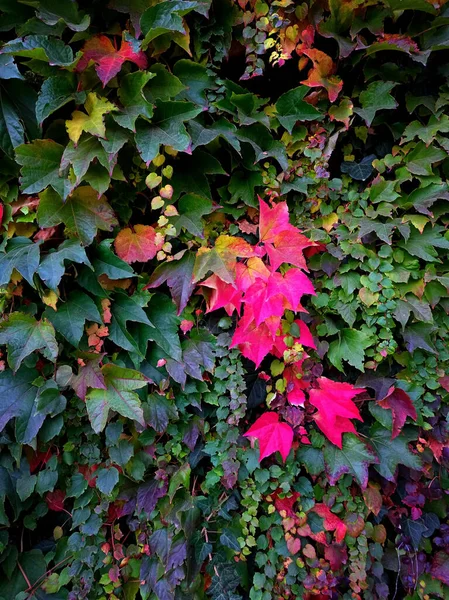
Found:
<box><xmin>60</xmin><ymin>136</ymin><xmax>113</xmax><ymax>189</ymax></box>
<box><xmin>44</xmin><ymin>291</ymin><xmax>102</xmax><ymax>346</ymax></box>
<box><xmin>0</xmin><ymin>80</ymin><xmax>39</xmax><ymax>156</ymax></box>
<box><xmin>35</xmin><ymin>73</ymin><xmax>80</xmax><ymax>124</ymax></box>
<box><xmin>0</xmin><ymin>237</ymin><xmax>40</xmax><ymax>288</ymax></box>
<box><xmin>341</xmin><ymin>155</ymin><xmax>375</xmax><ymax>181</ymax></box>
<box><xmin>168</xmin><ymin>462</ymin><xmax>190</xmax><ymax>501</ymax></box>
<box><xmin>296</xmin><ymin>446</ymin><xmax>325</xmax><ymax>476</ymax></box>
<box><xmin>145</xmin><ymin>64</ymin><xmax>186</xmax><ymax>102</ymax></box>
<box><xmin>16</xmin><ymin>139</ymin><xmax>66</xmax><ymax>196</ymax></box>
<box><xmin>1</xmin><ymin>35</ymin><xmax>74</xmax><ymax>66</ymax></box>
<box><xmin>188</xmin><ymin>117</ymin><xmax>241</xmax><ymax>153</ymax></box>
<box><xmin>275</xmin><ymin>86</ymin><xmax>322</xmax><ymax>133</ymax></box>
<box><xmin>92</xmin><ymin>240</ymin><xmax>135</xmax><ymax>279</ymax></box>
<box><xmin>402</xmin><ymin>115</ymin><xmax>449</xmax><ymax>145</ymax></box>
<box><xmin>1</xmin><ymin>550</ymin><xmax>47</xmax><ymax>599</ymax></box>
<box><xmin>173</xmin><ymin>60</ymin><xmax>214</xmax><ymax>107</ymax></box>
<box><xmin>405</xmin><ymin>142</ymin><xmax>446</xmax><ymax>176</ymax></box>
<box><xmin>139</xmin><ymin>293</ymin><xmax>182</xmax><ymax>360</ymax></box>
<box><xmin>140</xmin><ymin>1</ymin><xmax>198</xmax><ymax>48</ymax></box>
<box><xmin>113</xmin><ymin>71</ymin><xmax>155</xmax><ymax>131</ymax></box>
<box><xmin>170</xmin><ymin>193</ymin><xmax>213</xmax><ymax>238</ymax></box>
<box><xmin>146</xmin><ymin>252</ymin><xmax>195</xmax><ymax>315</ymax></box>
<box><xmin>368</xmin><ymin>424</ymin><xmax>421</xmax><ymax>481</ymax></box>
<box><xmin>135</xmin><ymin>100</ymin><xmax>202</xmax><ymax>164</ymax></box>
<box><xmin>354</xmin><ymin>81</ymin><xmax>397</xmax><ymax>126</ymax></box>
<box><xmin>96</xmin><ymin>467</ymin><xmax>120</xmax><ymax>496</ymax></box>
<box><xmin>0</xmin><ymin>366</ymin><xmax>39</xmax><ymax>436</ymax></box>
<box><xmin>369</xmin><ymin>177</ymin><xmax>400</xmax><ymax>204</ymax></box>
<box><xmin>38</xmin><ymin>239</ymin><xmax>91</xmax><ymax>291</ymax></box>
<box><xmin>146</xmin><ymin>394</ymin><xmax>178</xmax><ymax>432</ymax></box>
<box><xmin>402</xmin><ymin>322</ymin><xmax>437</xmax><ymax>354</ymax></box>
<box><xmin>35</xmin><ymin>0</ymin><xmax>91</xmax><ymax>32</ymax></box>
<box><xmin>323</xmin><ymin>434</ymin><xmax>379</xmax><ymax>488</ymax></box>
<box><xmin>109</xmin><ymin>292</ymin><xmax>153</xmax><ymax>355</ymax></box>
<box><xmin>85</xmin><ymin>364</ymin><xmax>147</xmax><ymax>432</ymax></box>
<box><xmin>0</xmin><ymin>313</ymin><xmax>58</xmax><ymax>372</ymax></box>
<box><xmin>399</xmin><ymin>224</ymin><xmax>449</xmax><ymax>262</ymax></box>
<box><xmin>237</xmin><ymin>124</ymin><xmax>288</xmax><ymax>171</ymax></box>
<box><xmin>328</xmin><ymin>328</ymin><xmax>372</xmax><ymax>372</ymax></box>
<box><xmin>220</xmin><ymin>529</ymin><xmax>241</xmax><ymax>552</ymax></box>
<box><xmin>37</xmin><ymin>186</ymin><xmax>118</xmax><ymax>245</ymax></box>
<box><xmin>0</xmin><ymin>55</ymin><xmax>23</xmax><ymax>80</ymax></box>
<box><xmin>228</xmin><ymin>170</ymin><xmax>263</xmax><ymax>207</ymax></box>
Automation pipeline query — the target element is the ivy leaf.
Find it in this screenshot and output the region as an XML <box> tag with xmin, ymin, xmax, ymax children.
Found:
<box><xmin>244</xmin><ymin>412</ymin><xmax>293</xmax><ymax>462</ymax></box>
<box><xmin>341</xmin><ymin>155</ymin><xmax>376</xmax><ymax>181</ymax></box>
<box><xmin>400</xmin><ymin>224</ymin><xmax>449</xmax><ymax>262</ymax></box>
<box><xmin>135</xmin><ymin>100</ymin><xmax>202</xmax><ymax>164</ymax></box>
<box><xmin>354</xmin><ymin>81</ymin><xmax>397</xmax><ymax>126</ymax></box>
<box><xmin>38</xmin><ymin>186</ymin><xmax>118</xmax><ymax>245</ymax></box>
<box><xmin>368</xmin><ymin>424</ymin><xmax>421</xmax><ymax>481</ymax></box>
<box><xmin>15</xmin><ymin>139</ymin><xmax>66</xmax><ymax>196</ymax></box>
<box><xmin>0</xmin><ymin>313</ymin><xmax>58</xmax><ymax>372</ymax></box>
<box><xmin>402</xmin><ymin>322</ymin><xmax>437</xmax><ymax>354</ymax></box>
<box><xmin>76</xmin><ymin>35</ymin><xmax>147</xmax><ymax>87</ymax></box>
<box><xmin>38</xmin><ymin>240</ymin><xmax>91</xmax><ymax>291</ymax></box>
<box><xmin>0</xmin><ymin>35</ymin><xmax>74</xmax><ymax>66</ymax></box>
<box><xmin>114</xmin><ymin>225</ymin><xmax>164</xmax><ymax>263</ymax></box>
<box><xmin>96</xmin><ymin>467</ymin><xmax>119</xmax><ymax>496</ymax></box>
<box><xmin>323</xmin><ymin>433</ymin><xmax>378</xmax><ymax>488</ymax></box>
<box><xmin>44</xmin><ymin>291</ymin><xmax>102</xmax><ymax>346</ymax></box>
<box><xmin>378</xmin><ymin>386</ymin><xmax>417</xmax><ymax>438</ymax></box>
<box><xmin>146</xmin><ymin>252</ymin><xmax>195</xmax><ymax>315</ymax></box>
<box><xmin>113</xmin><ymin>71</ymin><xmax>155</xmax><ymax>131</ymax></box>
<box><xmin>170</xmin><ymin>193</ymin><xmax>213</xmax><ymax>238</ymax></box>
<box><xmin>328</xmin><ymin>328</ymin><xmax>372</xmax><ymax>372</ymax></box>
<box><xmin>0</xmin><ymin>237</ymin><xmax>40</xmax><ymax>288</ymax></box>
<box><xmin>309</xmin><ymin>377</ymin><xmax>365</xmax><ymax>448</ymax></box>
<box><xmin>85</xmin><ymin>364</ymin><xmax>148</xmax><ymax>432</ymax></box>
<box><xmin>140</xmin><ymin>1</ymin><xmax>199</xmax><ymax>48</ymax></box>
<box><xmin>275</xmin><ymin>86</ymin><xmax>322</xmax><ymax>133</ymax></box>
<box><xmin>66</xmin><ymin>93</ymin><xmax>116</xmax><ymax>145</ymax></box>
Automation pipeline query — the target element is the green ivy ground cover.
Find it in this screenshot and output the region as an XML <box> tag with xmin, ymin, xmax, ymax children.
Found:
<box><xmin>1</xmin><ymin>0</ymin><xmax>449</xmax><ymax>598</ymax></box>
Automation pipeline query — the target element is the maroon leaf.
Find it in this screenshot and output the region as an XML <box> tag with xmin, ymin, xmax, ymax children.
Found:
<box><xmin>378</xmin><ymin>386</ymin><xmax>417</xmax><ymax>438</ymax></box>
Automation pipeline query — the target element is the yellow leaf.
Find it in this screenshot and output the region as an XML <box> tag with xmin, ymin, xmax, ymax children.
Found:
<box><xmin>403</xmin><ymin>214</ymin><xmax>429</xmax><ymax>234</ymax></box>
<box><xmin>66</xmin><ymin>93</ymin><xmax>116</xmax><ymax>144</ymax></box>
<box><xmin>321</xmin><ymin>212</ymin><xmax>338</xmax><ymax>232</ymax></box>
<box><xmin>43</xmin><ymin>290</ymin><xmax>59</xmax><ymax>311</ymax></box>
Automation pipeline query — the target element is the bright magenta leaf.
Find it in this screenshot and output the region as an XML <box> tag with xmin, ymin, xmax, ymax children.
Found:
<box><xmin>231</xmin><ymin>317</ymin><xmax>275</xmax><ymax>368</ymax></box>
<box><xmin>244</xmin><ymin>412</ymin><xmax>294</xmax><ymax>462</ymax></box>
<box><xmin>77</xmin><ymin>35</ymin><xmax>148</xmax><ymax>86</ymax></box>
<box><xmin>378</xmin><ymin>386</ymin><xmax>417</xmax><ymax>438</ymax></box>
<box><xmin>199</xmin><ymin>274</ymin><xmax>242</xmax><ymax>315</ymax></box>
<box><xmin>258</xmin><ymin>197</ymin><xmax>296</xmax><ymax>243</ymax></box>
<box><xmin>266</xmin><ymin>229</ymin><xmax>316</xmax><ymax>271</ymax></box>
<box><xmin>309</xmin><ymin>377</ymin><xmax>365</xmax><ymax>448</ymax></box>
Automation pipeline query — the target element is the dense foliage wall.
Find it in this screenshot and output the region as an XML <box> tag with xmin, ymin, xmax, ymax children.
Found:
<box><xmin>1</xmin><ymin>0</ymin><xmax>449</xmax><ymax>598</ymax></box>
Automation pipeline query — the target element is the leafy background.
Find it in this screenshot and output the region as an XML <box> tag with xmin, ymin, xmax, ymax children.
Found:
<box><xmin>1</xmin><ymin>0</ymin><xmax>449</xmax><ymax>598</ymax></box>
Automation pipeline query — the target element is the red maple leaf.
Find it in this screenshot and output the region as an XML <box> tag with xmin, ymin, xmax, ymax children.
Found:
<box><xmin>114</xmin><ymin>225</ymin><xmax>164</xmax><ymax>263</ymax></box>
<box><xmin>235</xmin><ymin>257</ymin><xmax>270</xmax><ymax>292</ymax></box>
<box><xmin>266</xmin><ymin>229</ymin><xmax>316</xmax><ymax>271</ymax></box>
<box><xmin>244</xmin><ymin>412</ymin><xmax>294</xmax><ymax>462</ymax></box>
<box><xmin>378</xmin><ymin>386</ymin><xmax>417</xmax><ymax>438</ymax></box>
<box><xmin>199</xmin><ymin>274</ymin><xmax>242</xmax><ymax>315</ymax></box>
<box><xmin>77</xmin><ymin>35</ymin><xmax>148</xmax><ymax>86</ymax></box>
<box><xmin>258</xmin><ymin>197</ymin><xmax>297</xmax><ymax>243</ymax></box>
<box><xmin>45</xmin><ymin>489</ymin><xmax>66</xmax><ymax>512</ymax></box>
<box><xmin>231</xmin><ymin>317</ymin><xmax>275</xmax><ymax>368</ymax></box>
<box><xmin>273</xmin><ymin>320</ymin><xmax>316</xmax><ymax>358</ymax></box>
<box><xmin>309</xmin><ymin>377</ymin><xmax>365</xmax><ymax>447</ymax></box>
<box><xmin>312</xmin><ymin>503</ymin><xmax>347</xmax><ymax>543</ymax></box>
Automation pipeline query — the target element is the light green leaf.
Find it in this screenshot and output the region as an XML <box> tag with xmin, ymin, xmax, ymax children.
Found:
<box><xmin>16</xmin><ymin>139</ymin><xmax>66</xmax><ymax>196</ymax></box>
<box><xmin>275</xmin><ymin>86</ymin><xmax>322</xmax><ymax>133</ymax></box>
<box><xmin>328</xmin><ymin>328</ymin><xmax>372</xmax><ymax>372</ymax></box>
<box><xmin>354</xmin><ymin>81</ymin><xmax>397</xmax><ymax>126</ymax></box>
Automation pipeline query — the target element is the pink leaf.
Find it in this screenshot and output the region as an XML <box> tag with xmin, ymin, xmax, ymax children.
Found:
<box><xmin>244</xmin><ymin>412</ymin><xmax>294</xmax><ymax>462</ymax></box>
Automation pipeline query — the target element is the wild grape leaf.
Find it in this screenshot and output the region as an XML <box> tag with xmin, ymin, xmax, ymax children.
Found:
<box><xmin>0</xmin><ymin>312</ymin><xmax>58</xmax><ymax>372</ymax></box>
<box><xmin>378</xmin><ymin>386</ymin><xmax>417</xmax><ymax>439</ymax></box>
<box><xmin>38</xmin><ymin>186</ymin><xmax>118</xmax><ymax>245</ymax></box>
<box><xmin>35</xmin><ymin>0</ymin><xmax>91</xmax><ymax>31</ymax></box>
<box><xmin>402</xmin><ymin>115</ymin><xmax>449</xmax><ymax>145</ymax></box>
<box><xmin>193</xmin><ymin>235</ymin><xmax>257</xmax><ymax>284</ymax></box>
<box><xmin>92</xmin><ymin>240</ymin><xmax>135</xmax><ymax>280</ymax></box>
<box><xmin>0</xmin><ymin>237</ymin><xmax>40</xmax><ymax>288</ymax></box>
<box><xmin>66</xmin><ymin>93</ymin><xmax>116</xmax><ymax>144</ymax></box>
<box><xmin>244</xmin><ymin>412</ymin><xmax>293</xmax><ymax>462</ymax></box>
<box><xmin>85</xmin><ymin>364</ymin><xmax>148</xmax><ymax>432</ymax></box>
<box><xmin>113</xmin><ymin>71</ymin><xmax>155</xmax><ymax>130</ymax></box>
<box><xmin>60</xmin><ymin>137</ymin><xmax>113</xmax><ymax>191</ymax></box>
<box><xmin>140</xmin><ymin>1</ymin><xmax>199</xmax><ymax>47</ymax></box>
<box><xmin>354</xmin><ymin>81</ymin><xmax>397</xmax><ymax>126</ymax></box>
<box><xmin>173</xmin><ymin>59</ymin><xmax>214</xmax><ymax>107</ymax></box>
<box><xmin>76</xmin><ymin>35</ymin><xmax>147</xmax><ymax>86</ymax></box>
<box><xmin>328</xmin><ymin>328</ymin><xmax>372</xmax><ymax>372</ymax></box>
<box><xmin>114</xmin><ymin>225</ymin><xmax>164</xmax><ymax>263</ymax></box>
<box><xmin>15</xmin><ymin>139</ymin><xmax>66</xmax><ymax>196</ymax></box>
<box><xmin>323</xmin><ymin>433</ymin><xmax>378</xmax><ymax>488</ymax></box>
<box><xmin>275</xmin><ymin>86</ymin><xmax>322</xmax><ymax>132</ymax></box>
<box><xmin>146</xmin><ymin>252</ymin><xmax>195</xmax><ymax>315</ymax></box>
<box><xmin>341</xmin><ymin>155</ymin><xmax>376</xmax><ymax>181</ymax></box>
<box><xmin>228</xmin><ymin>170</ymin><xmax>263</xmax><ymax>206</ymax></box>
<box><xmin>45</xmin><ymin>291</ymin><xmax>102</xmax><ymax>346</ymax></box>
<box><xmin>368</xmin><ymin>424</ymin><xmax>421</xmax><ymax>481</ymax></box>
<box><xmin>71</xmin><ymin>354</ymin><xmax>106</xmax><ymax>401</ymax></box>
<box><xmin>188</xmin><ymin>117</ymin><xmax>241</xmax><ymax>153</ymax></box>
<box><xmin>309</xmin><ymin>378</ymin><xmax>365</xmax><ymax>448</ymax></box>
<box><xmin>170</xmin><ymin>193</ymin><xmax>213</xmax><ymax>238</ymax></box>
<box><xmin>38</xmin><ymin>240</ymin><xmax>91</xmax><ymax>291</ymax></box>
<box><xmin>109</xmin><ymin>292</ymin><xmax>153</xmax><ymax>355</ymax></box>
<box><xmin>0</xmin><ymin>35</ymin><xmax>74</xmax><ymax>66</ymax></box>
<box><xmin>300</xmin><ymin>48</ymin><xmax>343</xmax><ymax>102</ymax></box>
<box><xmin>135</xmin><ymin>100</ymin><xmax>202</xmax><ymax>164</ymax></box>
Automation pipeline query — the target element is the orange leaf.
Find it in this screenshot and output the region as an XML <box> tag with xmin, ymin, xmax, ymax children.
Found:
<box><xmin>114</xmin><ymin>225</ymin><xmax>164</xmax><ymax>263</ymax></box>
<box><xmin>300</xmin><ymin>48</ymin><xmax>343</xmax><ymax>102</ymax></box>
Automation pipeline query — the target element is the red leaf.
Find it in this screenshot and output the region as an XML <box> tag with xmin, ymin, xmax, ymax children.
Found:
<box><xmin>77</xmin><ymin>35</ymin><xmax>148</xmax><ymax>86</ymax></box>
<box><xmin>231</xmin><ymin>317</ymin><xmax>275</xmax><ymax>368</ymax></box>
<box><xmin>199</xmin><ymin>274</ymin><xmax>242</xmax><ymax>316</ymax></box>
<box><xmin>324</xmin><ymin>544</ymin><xmax>348</xmax><ymax>570</ymax></box>
<box><xmin>378</xmin><ymin>386</ymin><xmax>417</xmax><ymax>438</ymax></box>
<box><xmin>0</xmin><ymin>202</ymin><xmax>3</xmax><ymax>227</ymax></box>
<box><xmin>312</xmin><ymin>503</ymin><xmax>347</xmax><ymax>543</ymax></box>
<box><xmin>258</xmin><ymin>197</ymin><xmax>297</xmax><ymax>243</ymax></box>
<box><xmin>244</xmin><ymin>412</ymin><xmax>294</xmax><ymax>462</ymax></box>
<box><xmin>235</xmin><ymin>257</ymin><xmax>270</xmax><ymax>292</ymax></box>
<box><xmin>284</xmin><ymin>364</ymin><xmax>309</xmax><ymax>406</ymax></box>
<box><xmin>273</xmin><ymin>490</ymin><xmax>300</xmax><ymax>517</ymax></box>
<box><xmin>300</xmin><ymin>48</ymin><xmax>343</xmax><ymax>102</ymax></box>
<box><xmin>266</xmin><ymin>229</ymin><xmax>316</xmax><ymax>271</ymax></box>
<box><xmin>114</xmin><ymin>225</ymin><xmax>164</xmax><ymax>263</ymax></box>
<box><xmin>45</xmin><ymin>490</ymin><xmax>66</xmax><ymax>512</ymax></box>
<box><xmin>309</xmin><ymin>377</ymin><xmax>365</xmax><ymax>448</ymax></box>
